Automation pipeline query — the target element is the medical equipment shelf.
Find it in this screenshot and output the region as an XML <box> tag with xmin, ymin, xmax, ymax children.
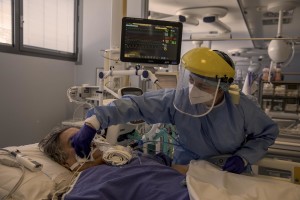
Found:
<box><xmin>258</xmin><ymin>81</ymin><xmax>300</xmax><ymax>113</ymax></box>
<box><xmin>271</xmin><ymin>134</ymin><xmax>300</xmax><ymax>154</ymax></box>
<box><xmin>258</xmin><ymin>81</ymin><xmax>300</xmax><ymax>140</ymax></box>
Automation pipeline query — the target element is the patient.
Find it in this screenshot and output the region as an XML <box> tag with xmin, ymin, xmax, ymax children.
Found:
<box><xmin>39</xmin><ymin>126</ymin><xmax>190</xmax><ymax>200</ymax></box>
<box><xmin>39</xmin><ymin>125</ymin><xmax>188</xmax><ymax>173</ymax></box>
<box><xmin>39</xmin><ymin>126</ymin><xmax>106</xmax><ymax>172</ymax></box>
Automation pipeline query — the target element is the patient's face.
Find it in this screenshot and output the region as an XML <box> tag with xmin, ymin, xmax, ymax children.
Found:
<box><xmin>59</xmin><ymin>127</ymin><xmax>104</xmax><ymax>171</ymax></box>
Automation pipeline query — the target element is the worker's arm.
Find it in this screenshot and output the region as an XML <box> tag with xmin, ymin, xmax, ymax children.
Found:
<box><xmin>86</xmin><ymin>89</ymin><xmax>177</xmax><ymax>130</ymax></box>
<box><xmin>234</xmin><ymin>93</ymin><xmax>279</xmax><ymax>165</ymax></box>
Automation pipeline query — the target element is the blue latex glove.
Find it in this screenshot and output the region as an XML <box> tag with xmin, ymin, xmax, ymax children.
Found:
<box><xmin>222</xmin><ymin>155</ymin><xmax>246</xmax><ymax>174</ymax></box>
<box><xmin>71</xmin><ymin>124</ymin><xmax>97</xmax><ymax>158</ymax></box>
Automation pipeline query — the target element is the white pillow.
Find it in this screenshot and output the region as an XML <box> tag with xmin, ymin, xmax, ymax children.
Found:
<box><xmin>0</xmin><ymin>143</ymin><xmax>73</xmax><ymax>200</ymax></box>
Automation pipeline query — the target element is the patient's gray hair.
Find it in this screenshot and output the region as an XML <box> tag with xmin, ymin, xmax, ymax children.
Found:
<box><xmin>38</xmin><ymin>126</ymin><xmax>72</xmax><ymax>165</ymax></box>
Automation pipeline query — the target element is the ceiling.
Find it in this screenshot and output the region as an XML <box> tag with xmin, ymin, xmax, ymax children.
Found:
<box><xmin>148</xmin><ymin>0</ymin><xmax>300</xmax><ymax>63</ymax></box>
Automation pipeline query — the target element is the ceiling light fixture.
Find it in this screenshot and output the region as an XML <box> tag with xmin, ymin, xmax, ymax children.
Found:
<box><xmin>267</xmin><ymin>1</ymin><xmax>297</xmax><ymax>66</ymax></box>
<box><xmin>176</xmin><ymin>7</ymin><xmax>231</xmax><ymax>33</ymax></box>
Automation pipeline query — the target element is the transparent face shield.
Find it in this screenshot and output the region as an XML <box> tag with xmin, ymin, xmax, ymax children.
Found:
<box><xmin>173</xmin><ymin>64</ymin><xmax>222</xmax><ymax>117</ymax></box>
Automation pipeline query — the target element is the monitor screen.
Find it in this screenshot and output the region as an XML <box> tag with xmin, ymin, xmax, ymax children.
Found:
<box><xmin>120</xmin><ymin>17</ymin><xmax>183</xmax><ymax>65</ymax></box>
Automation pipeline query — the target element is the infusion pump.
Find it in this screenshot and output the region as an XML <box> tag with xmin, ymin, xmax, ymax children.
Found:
<box><xmin>67</xmin><ymin>85</ymin><xmax>143</xmax><ymax>106</ymax></box>
<box><xmin>67</xmin><ymin>85</ymin><xmax>101</xmax><ymax>106</ymax></box>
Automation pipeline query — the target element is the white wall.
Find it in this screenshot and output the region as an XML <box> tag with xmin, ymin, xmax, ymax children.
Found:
<box><xmin>0</xmin><ymin>53</ymin><xmax>75</xmax><ymax>147</ymax></box>
<box><xmin>75</xmin><ymin>0</ymin><xmax>111</xmax><ymax>86</ymax></box>
<box><xmin>0</xmin><ymin>0</ymin><xmax>130</xmax><ymax>147</ymax></box>
<box><xmin>75</xmin><ymin>0</ymin><xmax>146</xmax><ymax>86</ymax></box>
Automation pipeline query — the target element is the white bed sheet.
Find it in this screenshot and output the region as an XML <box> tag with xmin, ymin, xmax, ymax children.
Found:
<box><xmin>0</xmin><ymin>143</ymin><xmax>72</xmax><ymax>200</ymax></box>
<box><xmin>186</xmin><ymin>160</ymin><xmax>300</xmax><ymax>200</ymax></box>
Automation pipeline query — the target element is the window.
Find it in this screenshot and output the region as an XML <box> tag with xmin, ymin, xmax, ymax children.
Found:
<box><xmin>0</xmin><ymin>0</ymin><xmax>12</xmax><ymax>44</ymax></box>
<box><xmin>0</xmin><ymin>0</ymin><xmax>79</xmax><ymax>61</ymax></box>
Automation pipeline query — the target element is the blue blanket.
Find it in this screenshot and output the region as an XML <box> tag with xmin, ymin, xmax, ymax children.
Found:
<box><xmin>63</xmin><ymin>155</ymin><xmax>189</xmax><ymax>200</ymax></box>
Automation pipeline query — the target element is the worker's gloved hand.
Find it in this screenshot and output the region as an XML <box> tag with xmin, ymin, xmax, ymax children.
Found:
<box><xmin>222</xmin><ymin>155</ymin><xmax>246</xmax><ymax>174</ymax></box>
<box><xmin>71</xmin><ymin>115</ymin><xmax>101</xmax><ymax>158</ymax></box>
<box><xmin>71</xmin><ymin>124</ymin><xmax>97</xmax><ymax>158</ymax></box>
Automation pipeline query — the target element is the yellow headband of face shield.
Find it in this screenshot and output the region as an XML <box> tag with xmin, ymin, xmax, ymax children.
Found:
<box><xmin>182</xmin><ymin>47</ymin><xmax>235</xmax><ymax>82</ymax></box>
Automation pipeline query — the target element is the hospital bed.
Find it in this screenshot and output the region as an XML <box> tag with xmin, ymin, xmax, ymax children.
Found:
<box><xmin>1</xmin><ymin>143</ymin><xmax>300</xmax><ymax>200</ymax></box>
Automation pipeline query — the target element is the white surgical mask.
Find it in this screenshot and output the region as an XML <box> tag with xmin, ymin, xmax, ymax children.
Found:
<box><xmin>188</xmin><ymin>83</ymin><xmax>214</xmax><ymax>105</ymax></box>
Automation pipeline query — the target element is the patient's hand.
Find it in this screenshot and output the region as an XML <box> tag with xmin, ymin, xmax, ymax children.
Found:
<box><xmin>172</xmin><ymin>164</ymin><xmax>189</xmax><ymax>175</ymax></box>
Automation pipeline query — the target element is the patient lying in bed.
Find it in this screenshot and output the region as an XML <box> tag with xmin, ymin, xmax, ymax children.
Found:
<box><xmin>39</xmin><ymin>125</ymin><xmax>190</xmax><ymax>200</ymax></box>
<box><xmin>2</xmin><ymin>125</ymin><xmax>299</xmax><ymax>200</ymax></box>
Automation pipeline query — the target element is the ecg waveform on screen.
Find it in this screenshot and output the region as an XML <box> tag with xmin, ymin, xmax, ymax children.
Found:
<box><xmin>123</xmin><ymin>23</ymin><xmax>179</xmax><ymax>60</ymax></box>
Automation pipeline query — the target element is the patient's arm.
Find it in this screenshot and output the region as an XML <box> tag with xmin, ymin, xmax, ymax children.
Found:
<box><xmin>172</xmin><ymin>164</ymin><xmax>189</xmax><ymax>175</ymax></box>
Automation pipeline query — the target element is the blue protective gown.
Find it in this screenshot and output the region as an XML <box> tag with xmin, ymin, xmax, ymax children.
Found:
<box><xmin>87</xmin><ymin>88</ymin><xmax>279</xmax><ymax>165</ymax></box>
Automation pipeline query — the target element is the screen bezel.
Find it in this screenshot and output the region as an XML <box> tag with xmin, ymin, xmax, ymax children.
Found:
<box><xmin>120</xmin><ymin>17</ymin><xmax>183</xmax><ymax>65</ymax></box>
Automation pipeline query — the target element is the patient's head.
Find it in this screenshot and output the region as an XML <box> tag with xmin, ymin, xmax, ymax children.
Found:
<box><xmin>39</xmin><ymin>126</ymin><xmax>104</xmax><ymax>172</ymax></box>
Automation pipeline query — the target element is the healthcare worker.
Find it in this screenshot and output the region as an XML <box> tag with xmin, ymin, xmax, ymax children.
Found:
<box><xmin>71</xmin><ymin>47</ymin><xmax>279</xmax><ymax>174</ymax></box>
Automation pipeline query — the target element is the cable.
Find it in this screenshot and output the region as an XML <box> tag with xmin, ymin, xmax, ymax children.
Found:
<box><xmin>98</xmin><ymin>50</ymin><xmax>120</xmax><ymax>62</ymax></box>
<box><xmin>155</xmin><ymin>82</ymin><xmax>163</xmax><ymax>89</ymax></box>
<box><xmin>140</xmin><ymin>140</ymin><xmax>180</xmax><ymax>146</ymax></box>
<box><xmin>66</xmin><ymin>87</ymin><xmax>94</xmax><ymax>121</ymax></box>
<box><xmin>72</xmin><ymin>104</ymin><xmax>89</xmax><ymax>121</ymax></box>
<box><xmin>165</xmin><ymin>130</ymin><xmax>202</xmax><ymax>158</ymax></box>
<box><xmin>131</xmin><ymin>133</ymin><xmax>181</xmax><ymax>156</ymax></box>
<box><xmin>102</xmin><ymin>146</ymin><xmax>132</xmax><ymax>166</ymax></box>
<box><xmin>0</xmin><ymin>149</ymin><xmax>10</xmax><ymax>154</ymax></box>
<box><xmin>51</xmin><ymin>150</ymin><xmax>93</xmax><ymax>200</ymax></box>
<box><xmin>0</xmin><ymin>149</ymin><xmax>25</xmax><ymax>200</ymax></box>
